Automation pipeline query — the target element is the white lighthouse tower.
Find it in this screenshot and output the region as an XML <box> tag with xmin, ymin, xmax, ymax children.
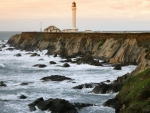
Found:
<box><xmin>71</xmin><ymin>2</ymin><xmax>78</xmax><ymax>31</ymax></box>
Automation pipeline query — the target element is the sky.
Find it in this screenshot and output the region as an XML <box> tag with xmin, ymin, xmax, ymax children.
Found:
<box><xmin>0</xmin><ymin>0</ymin><xmax>150</xmax><ymax>31</ymax></box>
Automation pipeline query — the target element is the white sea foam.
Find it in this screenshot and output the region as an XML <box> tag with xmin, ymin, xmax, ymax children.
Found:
<box><xmin>0</xmin><ymin>94</ymin><xmax>18</xmax><ymax>101</ymax></box>
<box><xmin>0</xmin><ymin>63</ymin><xmax>5</xmax><ymax>68</ymax></box>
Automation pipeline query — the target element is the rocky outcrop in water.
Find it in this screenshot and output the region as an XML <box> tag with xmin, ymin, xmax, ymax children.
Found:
<box><xmin>6</xmin><ymin>47</ymin><xmax>14</xmax><ymax>51</ymax></box>
<box><xmin>49</xmin><ymin>61</ymin><xmax>56</xmax><ymax>64</ymax></box>
<box><xmin>103</xmin><ymin>98</ymin><xmax>116</xmax><ymax>109</ymax></box>
<box><xmin>62</xmin><ymin>63</ymin><xmax>70</xmax><ymax>67</ymax></box>
<box><xmin>76</xmin><ymin>53</ymin><xmax>102</xmax><ymax>66</ymax></box>
<box><xmin>28</xmin><ymin>98</ymin><xmax>78</xmax><ymax>113</ymax></box>
<box><xmin>0</xmin><ymin>81</ymin><xmax>7</xmax><ymax>87</ymax></box>
<box><xmin>40</xmin><ymin>75</ymin><xmax>72</xmax><ymax>82</ymax></box>
<box><xmin>33</xmin><ymin>64</ymin><xmax>47</xmax><ymax>68</ymax></box>
<box><xmin>20</xmin><ymin>83</ymin><xmax>28</xmax><ymax>86</ymax></box>
<box><xmin>113</xmin><ymin>73</ymin><xmax>130</xmax><ymax>83</ymax></box>
<box><xmin>91</xmin><ymin>82</ymin><xmax>123</xmax><ymax>94</ymax></box>
<box><xmin>14</xmin><ymin>53</ymin><xmax>22</xmax><ymax>57</ymax></box>
<box><xmin>28</xmin><ymin>97</ymin><xmax>94</xmax><ymax>113</ymax></box>
<box><xmin>19</xmin><ymin>95</ymin><xmax>27</xmax><ymax>99</ymax></box>
<box><xmin>30</xmin><ymin>53</ymin><xmax>40</xmax><ymax>57</ymax></box>
<box><xmin>113</xmin><ymin>64</ymin><xmax>122</xmax><ymax>70</ymax></box>
<box><xmin>73</xmin><ymin>83</ymin><xmax>99</xmax><ymax>89</ymax></box>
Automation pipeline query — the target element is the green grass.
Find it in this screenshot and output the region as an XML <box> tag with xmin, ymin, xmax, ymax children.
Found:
<box><xmin>116</xmin><ymin>68</ymin><xmax>150</xmax><ymax>113</ymax></box>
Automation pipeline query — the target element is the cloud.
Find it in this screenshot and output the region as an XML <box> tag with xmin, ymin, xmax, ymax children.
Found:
<box><xmin>0</xmin><ymin>0</ymin><xmax>150</xmax><ymax>20</ymax></box>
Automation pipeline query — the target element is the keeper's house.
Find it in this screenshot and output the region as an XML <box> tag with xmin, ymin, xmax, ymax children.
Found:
<box><xmin>44</xmin><ymin>25</ymin><xmax>61</xmax><ymax>32</ymax></box>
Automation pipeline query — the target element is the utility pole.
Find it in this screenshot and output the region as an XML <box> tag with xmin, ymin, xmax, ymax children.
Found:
<box><xmin>40</xmin><ymin>22</ymin><xmax>42</xmax><ymax>32</ymax></box>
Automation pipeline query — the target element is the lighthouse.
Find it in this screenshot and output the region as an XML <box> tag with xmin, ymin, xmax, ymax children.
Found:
<box><xmin>62</xmin><ymin>2</ymin><xmax>78</xmax><ymax>32</ymax></box>
<box><xmin>72</xmin><ymin>2</ymin><xmax>78</xmax><ymax>31</ymax></box>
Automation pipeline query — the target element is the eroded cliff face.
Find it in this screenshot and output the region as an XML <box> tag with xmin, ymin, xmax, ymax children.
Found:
<box><xmin>8</xmin><ymin>32</ymin><xmax>106</xmax><ymax>56</ymax></box>
<box><xmin>7</xmin><ymin>32</ymin><xmax>150</xmax><ymax>75</ymax></box>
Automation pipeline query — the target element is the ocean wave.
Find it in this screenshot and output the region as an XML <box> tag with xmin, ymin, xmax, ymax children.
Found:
<box><xmin>0</xmin><ymin>63</ymin><xmax>5</xmax><ymax>68</ymax></box>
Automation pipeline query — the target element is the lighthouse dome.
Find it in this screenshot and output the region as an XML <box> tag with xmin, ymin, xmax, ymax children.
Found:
<box><xmin>72</xmin><ymin>2</ymin><xmax>76</xmax><ymax>7</ymax></box>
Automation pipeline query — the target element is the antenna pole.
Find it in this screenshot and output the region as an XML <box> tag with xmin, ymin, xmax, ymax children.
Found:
<box><xmin>40</xmin><ymin>22</ymin><xmax>42</xmax><ymax>32</ymax></box>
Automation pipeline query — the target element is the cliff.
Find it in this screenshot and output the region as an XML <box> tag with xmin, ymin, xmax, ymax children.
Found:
<box><xmin>7</xmin><ymin>32</ymin><xmax>106</xmax><ymax>55</ymax></box>
<box><xmin>7</xmin><ymin>32</ymin><xmax>150</xmax><ymax>75</ymax></box>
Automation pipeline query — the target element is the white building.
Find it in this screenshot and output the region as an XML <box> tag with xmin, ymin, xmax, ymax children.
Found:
<box><xmin>62</xmin><ymin>29</ymin><xmax>78</xmax><ymax>32</ymax></box>
<box><xmin>63</xmin><ymin>2</ymin><xmax>78</xmax><ymax>32</ymax></box>
<box><xmin>85</xmin><ymin>30</ymin><xmax>92</xmax><ymax>33</ymax></box>
<box><xmin>44</xmin><ymin>25</ymin><xmax>61</xmax><ymax>32</ymax></box>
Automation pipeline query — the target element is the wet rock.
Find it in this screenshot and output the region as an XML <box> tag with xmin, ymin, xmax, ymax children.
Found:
<box><xmin>30</xmin><ymin>53</ymin><xmax>40</xmax><ymax>57</ymax></box>
<box><xmin>50</xmin><ymin>61</ymin><xmax>56</xmax><ymax>64</ymax></box>
<box><xmin>36</xmin><ymin>98</ymin><xmax>53</xmax><ymax>111</ymax></box>
<box><xmin>77</xmin><ymin>53</ymin><xmax>102</xmax><ymax>66</ymax></box>
<box><xmin>113</xmin><ymin>73</ymin><xmax>129</xmax><ymax>83</ymax></box>
<box><xmin>105</xmin><ymin>80</ymin><xmax>111</xmax><ymax>83</ymax></box>
<box><xmin>91</xmin><ymin>60</ymin><xmax>103</xmax><ymax>66</ymax></box>
<box><xmin>60</xmin><ymin>58</ymin><xmax>72</xmax><ymax>63</ymax></box>
<box><xmin>53</xmin><ymin>53</ymin><xmax>57</xmax><ymax>57</ymax></box>
<box><xmin>103</xmin><ymin>98</ymin><xmax>116</xmax><ymax>109</ymax></box>
<box><xmin>62</xmin><ymin>63</ymin><xmax>70</xmax><ymax>67</ymax></box>
<box><xmin>71</xmin><ymin>61</ymin><xmax>77</xmax><ymax>63</ymax></box>
<box><xmin>6</xmin><ymin>48</ymin><xmax>14</xmax><ymax>51</ymax></box>
<box><xmin>14</xmin><ymin>53</ymin><xmax>21</xmax><ymax>57</ymax></box>
<box><xmin>26</xmin><ymin>52</ymin><xmax>34</xmax><ymax>55</ymax></box>
<box><xmin>28</xmin><ymin>98</ymin><xmax>78</xmax><ymax>113</ymax></box>
<box><xmin>73</xmin><ymin>83</ymin><xmax>99</xmax><ymax>89</ymax></box>
<box><xmin>77</xmin><ymin>53</ymin><xmax>93</xmax><ymax>64</ymax></box>
<box><xmin>20</xmin><ymin>83</ymin><xmax>28</xmax><ymax>86</ymax></box>
<box><xmin>91</xmin><ymin>82</ymin><xmax>123</xmax><ymax>94</ymax></box>
<box><xmin>113</xmin><ymin>64</ymin><xmax>122</xmax><ymax>70</ymax></box>
<box><xmin>19</xmin><ymin>95</ymin><xmax>27</xmax><ymax>99</ymax></box>
<box><xmin>28</xmin><ymin>98</ymin><xmax>44</xmax><ymax>112</ymax></box>
<box><xmin>38</xmin><ymin>58</ymin><xmax>44</xmax><ymax>61</ymax></box>
<box><xmin>74</xmin><ymin>103</ymin><xmax>94</xmax><ymax>109</ymax></box>
<box><xmin>47</xmin><ymin>99</ymin><xmax>77</xmax><ymax>113</ymax></box>
<box><xmin>0</xmin><ymin>81</ymin><xmax>7</xmax><ymax>87</ymax></box>
<box><xmin>40</xmin><ymin>75</ymin><xmax>72</xmax><ymax>82</ymax></box>
<box><xmin>33</xmin><ymin>64</ymin><xmax>47</xmax><ymax>68</ymax></box>
<box><xmin>30</xmin><ymin>97</ymin><xmax>44</xmax><ymax>106</ymax></box>
<box><xmin>1</xmin><ymin>44</ymin><xmax>6</xmax><ymax>48</ymax></box>
<box><xmin>28</xmin><ymin>104</ymin><xmax>36</xmax><ymax>111</ymax></box>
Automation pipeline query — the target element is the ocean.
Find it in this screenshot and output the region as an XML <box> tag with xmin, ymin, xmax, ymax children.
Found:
<box><xmin>0</xmin><ymin>32</ymin><xmax>136</xmax><ymax>113</ymax></box>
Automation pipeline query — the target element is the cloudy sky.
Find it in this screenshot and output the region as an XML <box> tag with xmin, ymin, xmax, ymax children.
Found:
<box><xmin>0</xmin><ymin>0</ymin><xmax>150</xmax><ymax>31</ymax></box>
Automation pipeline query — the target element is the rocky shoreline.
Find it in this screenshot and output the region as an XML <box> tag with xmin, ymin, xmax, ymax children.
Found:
<box><xmin>5</xmin><ymin>32</ymin><xmax>150</xmax><ymax>113</ymax></box>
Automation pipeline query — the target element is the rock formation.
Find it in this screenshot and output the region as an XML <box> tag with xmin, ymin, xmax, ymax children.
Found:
<box><xmin>91</xmin><ymin>82</ymin><xmax>123</xmax><ymax>94</ymax></box>
<box><xmin>40</xmin><ymin>75</ymin><xmax>72</xmax><ymax>82</ymax></box>
<box><xmin>73</xmin><ymin>83</ymin><xmax>99</xmax><ymax>89</ymax></box>
<box><xmin>0</xmin><ymin>81</ymin><xmax>7</xmax><ymax>87</ymax></box>
<box><xmin>28</xmin><ymin>97</ymin><xmax>94</xmax><ymax>113</ymax></box>
<box><xmin>33</xmin><ymin>64</ymin><xmax>47</xmax><ymax>68</ymax></box>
